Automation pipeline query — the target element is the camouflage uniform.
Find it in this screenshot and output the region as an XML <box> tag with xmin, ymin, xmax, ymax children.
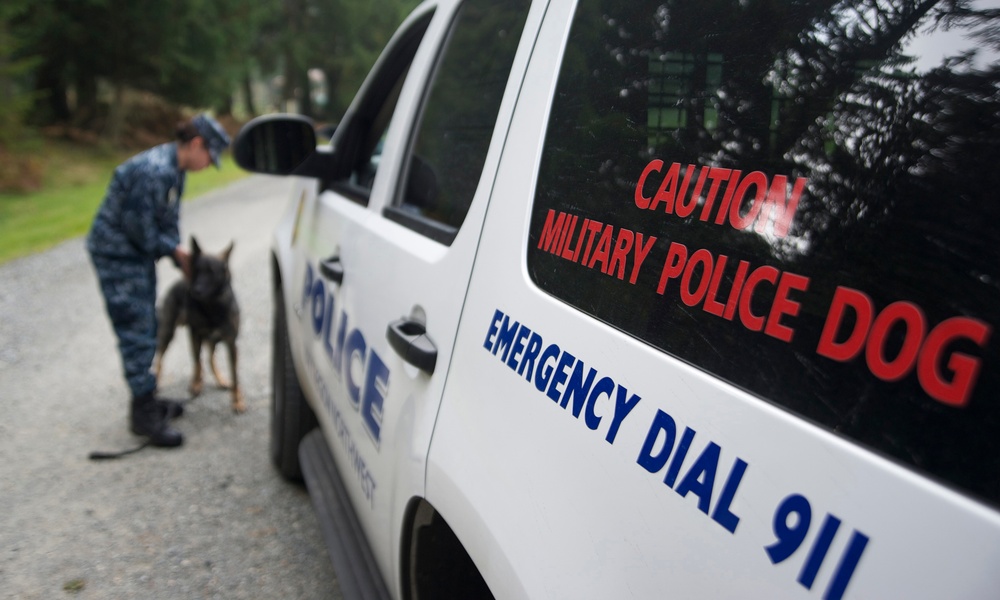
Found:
<box><xmin>88</xmin><ymin>142</ymin><xmax>185</xmax><ymax>399</ymax></box>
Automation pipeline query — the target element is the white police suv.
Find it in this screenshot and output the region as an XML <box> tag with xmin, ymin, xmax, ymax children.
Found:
<box><xmin>234</xmin><ymin>0</ymin><xmax>1000</xmax><ymax>598</ymax></box>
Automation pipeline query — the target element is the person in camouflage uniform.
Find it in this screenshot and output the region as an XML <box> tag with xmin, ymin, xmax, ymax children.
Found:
<box><xmin>88</xmin><ymin>114</ymin><xmax>230</xmax><ymax>448</ymax></box>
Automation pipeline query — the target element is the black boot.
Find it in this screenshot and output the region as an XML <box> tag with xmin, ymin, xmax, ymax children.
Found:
<box><xmin>155</xmin><ymin>397</ymin><xmax>185</xmax><ymax>419</ymax></box>
<box><xmin>131</xmin><ymin>393</ymin><xmax>184</xmax><ymax>447</ymax></box>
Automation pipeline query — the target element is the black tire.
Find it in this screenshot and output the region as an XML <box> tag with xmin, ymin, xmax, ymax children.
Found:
<box><xmin>271</xmin><ymin>288</ymin><xmax>318</xmax><ymax>481</ymax></box>
<box><xmin>407</xmin><ymin>501</ymin><xmax>494</xmax><ymax>600</ymax></box>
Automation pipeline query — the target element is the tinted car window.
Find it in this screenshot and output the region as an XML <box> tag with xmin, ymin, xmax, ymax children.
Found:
<box><xmin>528</xmin><ymin>0</ymin><xmax>1000</xmax><ymax>505</ymax></box>
<box><xmin>386</xmin><ymin>0</ymin><xmax>530</xmax><ymax>244</ymax></box>
<box><xmin>331</xmin><ymin>14</ymin><xmax>432</xmax><ymax>202</ymax></box>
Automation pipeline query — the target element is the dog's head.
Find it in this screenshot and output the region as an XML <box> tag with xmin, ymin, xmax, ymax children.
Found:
<box><xmin>188</xmin><ymin>237</ymin><xmax>234</xmax><ymax>303</ymax></box>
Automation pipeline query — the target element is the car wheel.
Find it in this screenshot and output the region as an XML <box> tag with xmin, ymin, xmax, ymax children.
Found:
<box><xmin>271</xmin><ymin>286</ymin><xmax>317</xmax><ymax>481</ymax></box>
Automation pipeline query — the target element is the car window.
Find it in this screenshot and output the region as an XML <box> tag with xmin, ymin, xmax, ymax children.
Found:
<box><xmin>527</xmin><ymin>0</ymin><xmax>1000</xmax><ymax>506</ymax></box>
<box><xmin>350</xmin><ymin>70</ymin><xmax>406</xmax><ymax>191</ymax></box>
<box><xmin>384</xmin><ymin>0</ymin><xmax>531</xmax><ymax>245</ymax></box>
<box><xmin>332</xmin><ymin>15</ymin><xmax>429</xmax><ymax>202</ymax></box>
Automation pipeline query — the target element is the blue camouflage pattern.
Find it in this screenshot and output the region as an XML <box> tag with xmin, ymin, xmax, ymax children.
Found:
<box><xmin>88</xmin><ymin>142</ymin><xmax>185</xmax><ymax>398</ymax></box>
<box><xmin>87</xmin><ymin>142</ymin><xmax>185</xmax><ymax>261</ymax></box>
<box><xmin>90</xmin><ymin>256</ymin><xmax>158</xmax><ymax>397</ymax></box>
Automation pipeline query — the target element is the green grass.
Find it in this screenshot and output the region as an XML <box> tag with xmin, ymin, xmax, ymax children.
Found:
<box><xmin>0</xmin><ymin>141</ymin><xmax>247</xmax><ymax>264</ymax></box>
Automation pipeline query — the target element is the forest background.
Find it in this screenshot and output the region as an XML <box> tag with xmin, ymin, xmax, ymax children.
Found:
<box><xmin>0</xmin><ymin>0</ymin><xmax>419</xmax><ymax>262</ymax></box>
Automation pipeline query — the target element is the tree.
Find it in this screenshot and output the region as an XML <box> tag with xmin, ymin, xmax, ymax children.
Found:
<box><xmin>16</xmin><ymin>0</ymin><xmax>268</xmax><ymax>136</ymax></box>
<box><xmin>0</xmin><ymin>0</ymin><xmax>43</xmax><ymax>191</ymax></box>
<box><xmin>0</xmin><ymin>0</ymin><xmax>37</xmax><ymax>145</ymax></box>
<box><xmin>11</xmin><ymin>0</ymin><xmax>419</xmax><ymax>138</ymax></box>
<box><xmin>273</xmin><ymin>0</ymin><xmax>419</xmax><ymax>120</ymax></box>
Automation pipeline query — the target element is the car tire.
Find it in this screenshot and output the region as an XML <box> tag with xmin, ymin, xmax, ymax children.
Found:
<box><xmin>271</xmin><ymin>286</ymin><xmax>317</xmax><ymax>481</ymax></box>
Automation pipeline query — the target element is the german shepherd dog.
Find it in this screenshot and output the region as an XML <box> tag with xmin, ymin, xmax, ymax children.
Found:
<box><xmin>154</xmin><ymin>237</ymin><xmax>245</xmax><ymax>413</ymax></box>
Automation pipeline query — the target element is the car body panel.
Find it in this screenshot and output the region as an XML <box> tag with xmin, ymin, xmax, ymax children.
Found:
<box><xmin>261</xmin><ymin>0</ymin><xmax>1000</xmax><ymax>597</ymax></box>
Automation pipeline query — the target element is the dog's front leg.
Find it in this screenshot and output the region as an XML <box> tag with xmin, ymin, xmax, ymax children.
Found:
<box><xmin>226</xmin><ymin>340</ymin><xmax>245</xmax><ymax>413</ymax></box>
<box><xmin>188</xmin><ymin>331</ymin><xmax>204</xmax><ymax>397</ymax></box>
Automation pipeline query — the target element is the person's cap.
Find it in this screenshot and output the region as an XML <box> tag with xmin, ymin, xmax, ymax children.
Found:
<box><xmin>191</xmin><ymin>113</ymin><xmax>231</xmax><ymax>168</ymax></box>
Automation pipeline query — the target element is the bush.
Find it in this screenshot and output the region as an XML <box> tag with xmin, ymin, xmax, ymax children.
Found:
<box><xmin>0</xmin><ymin>144</ymin><xmax>43</xmax><ymax>192</ymax></box>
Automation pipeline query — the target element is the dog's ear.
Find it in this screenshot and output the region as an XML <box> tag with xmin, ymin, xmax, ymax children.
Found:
<box><xmin>190</xmin><ymin>236</ymin><xmax>202</xmax><ymax>258</ymax></box>
<box><xmin>221</xmin><ymin>241</ymin><xmax>234</xmax><ymax>264</ymax></box>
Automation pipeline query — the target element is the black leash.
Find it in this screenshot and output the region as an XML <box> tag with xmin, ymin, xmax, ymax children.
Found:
<box><xmin>88</xmin><ymin>400</ymin><xmax>184</xmax><ymax>460</ymax></box>
<box><xmin>88</xmin><ymin>439</ymin><xmax>152</xmax><ymax>460</ymax></box>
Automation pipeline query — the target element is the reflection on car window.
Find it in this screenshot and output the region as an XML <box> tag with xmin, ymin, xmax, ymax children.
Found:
<box><xmin>351</xmin><ymin>69</ymin><xmax>406</xmax><ymax>192</ymax></box>
<box><xmin>387</xmin><ymin>0</ymin><xmax>530</xmax><ymax>244</ymax></box>
<box><xmin>528</xmin><ymin>0</ymin><xmax>1000</xmax><ymax>506</ymax></box>
<box><xmin>333</xmin><ymin>15</ymin><xmax>430</xmax><ymax>203</ymax></box>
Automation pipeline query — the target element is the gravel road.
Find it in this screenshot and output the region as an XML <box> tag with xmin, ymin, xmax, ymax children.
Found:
<box><xmin>0</xmin><ymin>175</ymin><xmax>342</xmax><ymax>599</ymax></box>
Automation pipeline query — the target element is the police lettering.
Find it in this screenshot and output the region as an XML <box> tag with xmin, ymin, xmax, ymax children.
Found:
<box><xmin>817</xmin><ymin>286</ymin><xmax>991</xmax><ymax>407</ymax></box>
<box><xmin>302</xmin><ymin>263</ymin><xmax>389</xmax><ymax>445</ymax></box>
<box><xmin>657</xmin><ymin>241</ymin><xmax>810</xmax><ymax>343</ymax></box>
<box><xmin>304</xmin><ymin>351</ymin><xmax>378</xmax><ymax>507</ymax></box>
<box><xmin>634</xmin><ymin>160</ymin><xmax>807</xmax><ymax>238</ymax></box>
<box><xmin>483</xmin><ymin>308</ymin><xmax>642</xmax><ymax>444</ymax></box>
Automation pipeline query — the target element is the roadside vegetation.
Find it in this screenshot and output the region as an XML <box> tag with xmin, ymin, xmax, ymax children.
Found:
<box><xmin>0</xmin><ymin>0</ymin><xmax>421</xmax><ymax>264</ymax></box>
<box><xmin>0</xmin><ymin>138</ymin><xmax>246</xmax><ymax>264</ymax></box>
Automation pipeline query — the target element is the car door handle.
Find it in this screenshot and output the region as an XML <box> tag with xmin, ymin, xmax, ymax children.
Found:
<box><xmin>386</xmin><ymin>319</ymin><xmax>437</xmax><ymax>375</ymax></box>
<box><xmin>319</xmin><ymin>255</ymin><xmax>344</xmax><ymax>284</ymax></box>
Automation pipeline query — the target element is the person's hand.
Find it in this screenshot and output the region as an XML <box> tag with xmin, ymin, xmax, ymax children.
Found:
<box><xmin>173</xmin><ymin>246</ymin><xmax>192</xmax><ymax>280</ymax></box>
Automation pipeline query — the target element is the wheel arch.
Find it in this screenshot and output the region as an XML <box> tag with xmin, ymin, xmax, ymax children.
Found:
<box><xmin>400</xmin><ymin>497</ymin><xmax>494</xmax><ymax>600</ymax></box>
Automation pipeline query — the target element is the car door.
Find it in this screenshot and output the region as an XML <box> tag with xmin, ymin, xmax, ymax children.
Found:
<box><xmin>429</xmin><ymin>0</ymin><xmax>1000</xmax><ymax>598</ymax></box>
<box><xmin>294</xmin><ymin>0</ymin><xmax>538</xmax><ymax>589</ymax></box>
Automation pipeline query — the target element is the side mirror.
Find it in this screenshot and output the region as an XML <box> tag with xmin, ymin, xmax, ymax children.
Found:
<box><xmin>233</xmin><ymin>114</ymin><xmax>327</xmax><ymax>176</ymax></box>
